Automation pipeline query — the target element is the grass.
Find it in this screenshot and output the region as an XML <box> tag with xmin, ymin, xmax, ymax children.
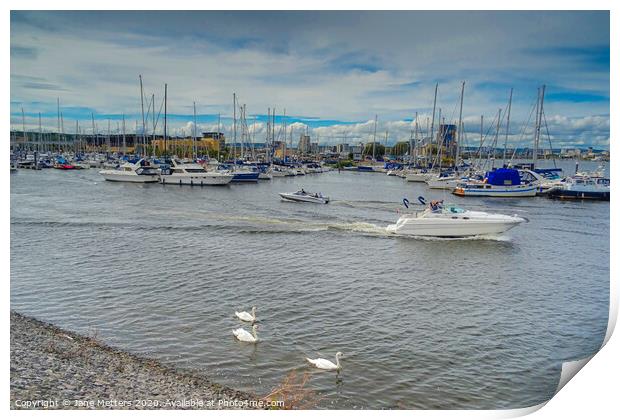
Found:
<box><xmin>262</xmin><ymin>369</ymin><xmax>322</xmax><ymax>409</ymax></box>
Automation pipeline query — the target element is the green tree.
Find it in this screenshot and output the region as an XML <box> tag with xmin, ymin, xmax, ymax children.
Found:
<box><xmin>362</xmin><ymin>143</ymin><xmax>385</xmax><ymax>158</ymax></box>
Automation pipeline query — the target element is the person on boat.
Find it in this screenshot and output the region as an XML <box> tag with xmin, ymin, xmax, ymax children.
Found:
<box><xmin>301</xmin><ymin>188</ymin><xmax>306</xmax><ymax>194</ymax></box>
<box><xmin>430</xmin><ymin>200</ymin><xmax>443</xmax><ymax>212</ymax></box>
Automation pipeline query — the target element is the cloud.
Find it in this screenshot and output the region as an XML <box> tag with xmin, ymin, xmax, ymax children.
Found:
<box><xmin>10</xmin><ymin>11</ymin><xmax>609</xmax><ymax>149</ymax></box>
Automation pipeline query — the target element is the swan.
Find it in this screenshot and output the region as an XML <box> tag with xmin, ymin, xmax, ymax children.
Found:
<box><xmin>306</xmin><ymin>352</ymin><xmax>343</xmax><ymax>371</ymax></box>
<box><xmin>235</xmin><ymin>306</ymin><xmax>257</xmax><ymax>323</ymax></box>
<box><xmin>232</xmin><ymin>324</ymin><xmax>259</xmax><ymax>343</ymax></box>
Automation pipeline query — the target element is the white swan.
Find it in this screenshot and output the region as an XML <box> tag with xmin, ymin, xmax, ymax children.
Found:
<box><xmin>232</xmin><ymin>324</ymin><xmax>259</xmax><ymax>343</ymax></box>
<box><xmin>306</xmin><ymin>352</ymin><xmax>343</xmax><ymax>371</ymax></box>
<box><xmin>235</xmin><ymin>306</ymin><xmax>257</xmax><ymax>323</ymax></box>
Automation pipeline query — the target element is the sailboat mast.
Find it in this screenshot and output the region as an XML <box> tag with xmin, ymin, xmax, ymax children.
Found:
<box><xmin>456</xmin><ymin>81</ymin><xmax>465</xmax><ymax>166</ymax></box>
<box><xmin>413</xmin><ymin>112</ymin><xmax>419</xmax><ymax>166</ymax></box>
<box><xmin>503</xmin><ymin>88</ymin><xmax>513</xmax><ymax>166</ymax></box>
<box><xmin>151</xmin><ymin>93</ymin><xmax>155</xmax><ymax>150</ymax></box>
<box><xmin>39</xmin><ymin>112</ymin><xmax>42</xmax><ymax>153</ymax></box>
<box><xmin>493</xmin><ymin>109</ymin><xmax>501</xmax><ymax>164</ymax></box>
<box><xmin>429</xmin><ymin>83</ymin><xmax>438</xmax><ymax>167</ymax></box>
<box><xmin>21</xmin><ymin>107</ymin><xmax>26</xmax><ymax>149</ymax></box>
<box><xmin>533</xmin><ymin>85</ymin><xmax>546</xmax><ymax>169</ymax></box>
<box><xmin>164</xmin><ymin>83</ymin><xmax>168</xmax><ymax>157</ymax></box>
<box><xmin>139</xmin><ymin>75</ymin><xmax>146</xmax><ymax>158</ymax></box>
<box><xmin>91</xmin><ymin>113</ymin><xmax>96</xmax><ymax>153</ymax></box>
<box><xmin>57</xmin><ymin>98</ymin><xmax>61</xmax><ymax>154</ymax></box>
<box><xmin>372</xmin><ymin>114</ymin><xmax>377</xmax><ymax>160</ymax></box>
<box><xmin>122</xmin><ymin>114</ymin><xmax>126</xmax><ymax>155</ymax></box>
<box><xmin>217</xmin><ymin>113</ymin><xmax>221</xmax><ymax>161</ymax></box>
<box><xmin>232</xmin><ymin>93</ymin><xmax>237</xmax><ymax>162</ymax></box>
<box><xmin>193</xmin><ymin>102</ymin><xmax>197</xmax><ymax>160</ymax></box>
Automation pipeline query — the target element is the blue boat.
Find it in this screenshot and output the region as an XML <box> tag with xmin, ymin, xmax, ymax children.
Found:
<box><xmin>453</xmin><ymin>168</ymin><xmax>538</xmax><ymax>197</ymax></box>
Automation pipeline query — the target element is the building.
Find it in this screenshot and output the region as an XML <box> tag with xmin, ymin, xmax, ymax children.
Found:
<box><xmin>298</xmin><ymin>134</ymin><xmax>311</xmax><ymax>153</ymax></box>
<box><xmin>351</xmin><ymin>144</ymin><xmax>363</xmax><ymax>161</ymax></box>
<box><xmin>201</xmin><ymin>132</ymin><xmax>226</xmax><ymax>151</ymax></box>
<box><xmin>336</xmin><ymin>143</ymin><xmax>350</xmax><ymax>153</ymax></box>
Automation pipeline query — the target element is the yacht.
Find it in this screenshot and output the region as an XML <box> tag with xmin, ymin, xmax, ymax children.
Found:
<box><xmin>453</xmin><ymin>168</ymin><xmax>538</xmax><ymax>197</ymax></box>
<box><xmin>547</xmin><ymin>175</ymin><xmax>610</xmax><ymax>201</ymax></box>
<box><xmin>279</xmin><ymin>190</ymin><xmax>330</xmax><ymax>204</ymax></box>
<box><xmin>386</xmin><ymin>201</ymin><xmax>526</xmax><ymax>237</ymax></box>
<box><xmin>160</xmin><ymin>159</ymin><xmax>234</xmax><ymax>185</ymax></box>
<box><xmin>271</xmin><ymin>166</ymin><xmax>290</xmax><ymax>177</ymax></box>
<box><xmin>99</xmin><ymin>158</ymin><xmax>160</xmax><ymax>183</ymax></box>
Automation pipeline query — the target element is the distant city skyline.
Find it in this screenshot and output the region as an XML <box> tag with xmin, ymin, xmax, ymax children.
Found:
<box><xmin>10</xmin><ymin>11</ymin><xmax>610</xmax><ymax>149</ymax></box>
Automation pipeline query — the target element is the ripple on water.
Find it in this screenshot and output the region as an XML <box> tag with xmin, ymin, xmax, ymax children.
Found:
<box><xmin>10</xmin><ymin>164</ymin><xmax>609</xmax><ymax>409</ymax></box>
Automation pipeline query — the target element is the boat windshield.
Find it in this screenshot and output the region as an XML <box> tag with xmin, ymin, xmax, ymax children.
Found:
<box><xmin>443</xmin><ymin>204</ymin><xmax>466</xmax><ymax>214</ymax></box>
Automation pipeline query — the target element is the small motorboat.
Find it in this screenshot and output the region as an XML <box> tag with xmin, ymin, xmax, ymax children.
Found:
<box><xmin>279</xmin><ymin>189</ymin><xmax>330</xmax><ymax>204</ymax></box>
<box><xmin>386</xmin><ymin>199</ymin><xmax>526</xmax><ymax>237</ymax></box>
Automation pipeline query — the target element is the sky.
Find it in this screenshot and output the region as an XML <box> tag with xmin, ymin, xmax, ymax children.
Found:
<box><xmin>10</xmin><ymin>11</ymin><xmax>610</xmax><ymax>149</ymax></box>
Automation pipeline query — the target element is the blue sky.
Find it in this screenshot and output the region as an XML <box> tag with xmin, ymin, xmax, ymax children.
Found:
<box><xmin>10</xmin><ymin>11</ymin><xmax>610</xmax><ymax>148</ymax></box>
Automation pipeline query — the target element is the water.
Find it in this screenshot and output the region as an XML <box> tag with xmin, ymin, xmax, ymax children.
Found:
<box><xmin>10</xmin><ymin>161</ymin><xmax>609</xmax><ymax>409</ymax></box>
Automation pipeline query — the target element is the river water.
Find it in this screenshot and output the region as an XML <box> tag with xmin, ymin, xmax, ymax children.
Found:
<box><xmin>10</xmin><ymin>160</ymin><xmax>609</xmax><ymax>409</ymax></box>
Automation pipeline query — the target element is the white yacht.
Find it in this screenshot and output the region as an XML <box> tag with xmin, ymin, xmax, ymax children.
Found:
<box><xmin>386</xmin><ymin>201</ymin><xmax>526</xmax><ymax>237</ymax></box>
<box><xmin>279</xmin><ymin>190</ymin><xmax>330</xmax><ymax>204</ymax></box>
<box><xmin>99</xmin><ymin>159</ymin><xmax>160</xmax><ymax>183</ymax></box>
<box><xmin>160</xmin><ymin>159</ymin><xmax>233</xmax><ymax>185</ymax></box>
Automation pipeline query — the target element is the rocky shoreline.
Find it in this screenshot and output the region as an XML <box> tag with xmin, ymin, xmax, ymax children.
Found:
<box><xmin>10</xmin><ymin>312</ymin><xmax>263</xmax><ymax>410</ymax></box>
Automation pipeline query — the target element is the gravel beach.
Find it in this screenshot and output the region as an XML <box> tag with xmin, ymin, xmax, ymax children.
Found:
<box><xmin>10</xmin><ymin>312</ymin><xmax>263</xmax><ymax>410</ymax></box>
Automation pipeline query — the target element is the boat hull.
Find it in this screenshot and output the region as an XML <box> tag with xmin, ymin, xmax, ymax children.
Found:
<box><xmin>453</xmin><ymin>185</ymin><xmax>537</xmax><ymax>197</ymax></box>
<box><xmin>426</xmin><ymin>178</ymin><xmax>459</xmax><ymax>190</ymax></box>
<box><xmin>231</xmin><ymin>172</ymin><xmax>260</xmax><ymax>182</ymax></box>
<box><xmin>547</xmin><ymin>189</ymin><xmax>610</xmax><ymax>201</ymax></box>
<box><xmin>386</xmin><ymin>218</ymin><xmax>523</xmax><ymax>237</ymax></box>
<box><xmin>160</xmin><ymin>173</ymin><xmax>233</xmax><ymax>185</ymax></box>
<box><xmin>279</xmin><ymin>193</ymin><xmax>329</xmax><ymax>204</ymax></box>
<box><xmin>99</xmin><ymin>171</ymin><xmax>159</xmax><ymax>183</ymax></box>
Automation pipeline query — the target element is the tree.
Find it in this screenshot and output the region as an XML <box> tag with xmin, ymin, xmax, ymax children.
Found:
<box><xmin>362</xmin><ymin>143</ymin><xmax>385</xmax><ymax>158</ymax></box>
<box><xmin>391</xmin><ymin>142</ymin><xmax>410</xmax><ymax>157</ymax></box>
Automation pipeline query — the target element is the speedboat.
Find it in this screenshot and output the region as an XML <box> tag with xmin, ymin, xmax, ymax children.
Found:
<box><xmin>279</xmin><ymin>190</ymin><xmax>330</xmax><ymax>204</ymax></box>
<box><xmin>99</xmin><ymin>158</ymin><xmax>160</xmax><ymax>183</ymax></box>
<box><xmin>160</xmin><ymin>159</ymin><xmax>233</xmax><ymax>185</ymax></box>
<box><xmin>386</xmin><ymin>201</ymin><xmax>526</xmax><ymax>237</ymax></box>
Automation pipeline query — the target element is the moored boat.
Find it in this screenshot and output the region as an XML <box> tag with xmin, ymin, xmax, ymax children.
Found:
<box><xmin>547</xmin><ymin>175</ymin><xmax>610</xmax><ymax>201</ymax></box>
<box><xmin>160</xmin><ymin>159</ymin><xmax>233</xmax><ymax>185</ymax></box>
<box><xmin>99</xmin><ymin>158</ymin><xmax>160</xmax><ymax>183</ymax></box>
<box><xmin>453</xmin><ymin>168</ymin><xmax>538</xmax><ymax>197</ymax></box>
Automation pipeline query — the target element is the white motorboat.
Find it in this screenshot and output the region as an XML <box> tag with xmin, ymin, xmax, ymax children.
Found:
<box><xmin>279</xmin><ymin>190</ymin><xmax>330</xmax><ymax>204</ymax></box>
<box><xmin>99</xmin><ymin>159</ymin><xmax>160</xmax><ymax>183</ymax></box>
<box><xmin>386</xmin><ymin>201</ymin><xmax>526</xmax><ymax>237</ymax></box>
<box><xmin>160</xmin><ymin>159</ymin><xmax>233</xmax><ymax>185</ymax></box>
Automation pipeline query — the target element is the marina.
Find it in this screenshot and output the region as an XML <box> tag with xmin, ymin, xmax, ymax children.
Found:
<box><xmin>10</xmin><ymin>158</ymin><xmax>609</xmax><ymax>409</ymax></box>
<box><xmin>9</xmin><ymin>8</ymin><xmax>611</xmax><ymax>413</ymax></box>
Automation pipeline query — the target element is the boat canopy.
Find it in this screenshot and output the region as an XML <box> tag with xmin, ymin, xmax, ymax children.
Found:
<box><xmin>486</xmin><ymin>168</ymin><xmax>521</xmax><ymax>186</ymax></box>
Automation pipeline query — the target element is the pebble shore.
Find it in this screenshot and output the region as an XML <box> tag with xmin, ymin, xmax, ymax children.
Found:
<box><xmin>10</xmin><ymin>312</ymin><xmax>260</xmax><ymax>410</ymax></box>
